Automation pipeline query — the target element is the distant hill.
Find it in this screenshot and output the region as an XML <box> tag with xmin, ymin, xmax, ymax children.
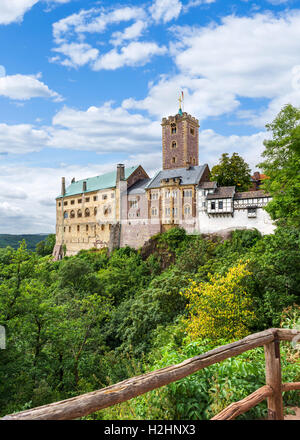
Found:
<box><xmin>0</xmin><ymin>234</ymin><xmax>50</xmax><ymax>251</ymax></box>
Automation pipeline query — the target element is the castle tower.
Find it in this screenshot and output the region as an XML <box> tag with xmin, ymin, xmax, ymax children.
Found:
<box><xmin>161</xmin><ymin>111</ymin><xmax>199</xmax><ymax>170</ymax></box>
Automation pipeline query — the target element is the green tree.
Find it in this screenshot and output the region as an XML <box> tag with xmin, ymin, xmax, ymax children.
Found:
<box><xmin>211</xmin><ymin>152</ymin><xmax>252</xmax><ymax>191</ymax></box>
<box><xmin>258</xmin><ymin>104</ymin><xmax>300</xmax><ymax>228</ymax></box>
<box><xmin>36</xmin><ymin>234</ymin><xmax>56</xmax><ymax>256</ymax></box>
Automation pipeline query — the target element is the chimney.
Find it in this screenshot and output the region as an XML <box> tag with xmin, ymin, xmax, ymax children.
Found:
<box><xmin>61</xmin><ymin>177</ymin><xmax>66</xmax><ymax>196</ymax></box>
<box><xmin>71</xmin><ymin>177</ymin><xmax>75</xmax><ymax>183</ymax></box>
<box><xmin>116</xmin><ymin>164</ymin><xmax>125</xmax><ymax>183</ymax></box>
<box><xmin>83</xmin><ymin>181</ymin><xmax>87</xmax><ymax>192</ymax></box>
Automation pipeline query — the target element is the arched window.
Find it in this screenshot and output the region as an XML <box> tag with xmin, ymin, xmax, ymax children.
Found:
<box><xmin>64</xmin><ymin>211</ymin><xmax>68</xmax><ymax>219</ymax></box>
<box><xmin>171</xmin><ymin>123</ymin><xmax>176</xmax><ymax>134</ymax></box>
<box><xmin>184</xmin><ymin>204</ymin><xmax>191</xmax><ymax>216</ymax></box>
<box><xmin>70</xmin><ymin>210</ymin><xmax>75</xmax><ymax>218</ymax></box>
<box><xmin>77</xmin><ymin>209</ymin><xmax>82</xmax><ymax>218</ymax></box>
<box><xmin>85</xmin><ymin>208</ymin><xmax>90</xmax><ymax>217</ymax></box>
<box><xmin>94</xmin><ymin>207</ymin><xmax>97</xmax><ymax>216</ymax></box>
<box><xmin>171</xmin><ymin>141</ymin><xmax>177</xmax><ymax>149</ymax></box>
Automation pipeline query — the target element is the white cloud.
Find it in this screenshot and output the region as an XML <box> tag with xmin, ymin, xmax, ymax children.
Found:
<box><xmin>0</xmin><ymin>0</ymin><xmax>39</xmax><ymax>25</ymax></box>
<box><xmin>150</xmin><ymin>0</ymin><xmax>182</xmax><ymax>23</ymax></box>
<box><xmin>53</xmin><ymin>7</ymin><xmax>146</xmax><ymax>43</ymax></box>
<box><xmin>123</xmin><ymin>74</ymin><xmax>238</xmax><ymax>119</ymax></box>
<box><xmin>198</xmin><ymin>129</ymin><xmax>269</xmax><ymax>171</ymax></box>
<box><xmin>51</xmin><ymin>6</ymin><xmax>160</xmax><ymax>70</ymax></box>
<box><xmin>52</xmin><ymin>42</ymin><xmax>99</xmax><ymax>68</ymax></box>
<box><xmin>93</xmin><ymin>41</ymin><xmax>167</xmax><ymax>70</ymax></box>
<box><xmin>123</xmin><ymin>11</ymin><xmax>300</xmax><ymax>126</ymax></box>
<box><xmin>0</xmin><ymin>0</ymin><xmax>72</xmax><ymax>25</ymax></box>
<box><xmin>0</xmin><ymin>123</ymin><xmax>49</xmax><ymax>154</ymax></box>
<box><xmin>48</xmin><ymin>102</ymin><xmax>162</xmax><ymax>152</ymax></box>
<box><xmin>110</xmin><ymin>20</ymin><xmax>147</xmax><ymax>46</ymax></box>
<box><xmin>0</xmin><ymin>73</ymin><xmax>63</xmax><ymax>101</ymax></box>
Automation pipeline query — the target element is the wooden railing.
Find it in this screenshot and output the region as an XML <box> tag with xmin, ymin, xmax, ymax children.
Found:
<box><xmin>2</xmin><ymin>328</ymin><xmax>300</xmax><ymax>421</ymax></box>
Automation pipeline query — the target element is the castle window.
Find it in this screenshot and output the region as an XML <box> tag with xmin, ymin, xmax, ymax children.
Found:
<box><xmin>86</xmin><ymin>225</ymin><xmax>89</xmax><ymax>232</ymax></box>
<box><xmin>64</xmin><ymin>211</ymin><xmax>68</xmax><ymax>219</ymax></box>
<box><xmin>78</xmin><ymin>199</ymin><xmax>82</xmax><ymax>204</ymax></box>
<box><xmin>102</xmin><ymin>194</ymin><xmax>107</xmax><ymax>200</ymax></box>
<box><xmin>85</xmin><ymin>208</ymin><xmax>90</xmax><ymax>217</ymax></box>
<box><xmin>248</xmin><ymin>208</ymin><xmax>257</xmax><ymax>218</ymax></box>
<box><xmin>64</xmin><ymin>201</ymin><xmax>68</xmax><ymax>206</ymax></box>
<box><xmin>218</xmin><ymin>201</ymin><xmax>223</xmax><ymax>209</ymax></box>
<box><xmin>151</xmin><ymin>207</ymin><xmax>158</xmax><ymax>216</ymax></box>
<box><xmin>58</xmin><ymin>202</ymin><xmax>61</xmax><ymax>207</ymax></box>
<box><xmin>173</xmin><ymin>207</ymin><xmax>178</xmax><ymax>216</ymax></box>
<box><xmin>190</xmin><ymin>128</ymin><xmax>195</xmax><ymax>135</ymax></box>
<box><xmin>183</xmin><ymin>190</ymin><xmax>192</xmax><ymax>198</ymax></box>
<box><xmin>172</xmin><ymin>157</ymin><xmax>176</xmax><ymax>164</ymax></box>
<box><xmin>130</xmin><ymin>200</ymin><xmax>138</xmax><ymax>209</ymax></box>
<box><xmin>172</xmin><ymin>190</ymin><xmax>177</xmax><ymax>198</ymax></box>
<box><xmin>171</xmin><ymin>124</ymin><xmax>176</xmax><ymax>134</ymax></box>
<box><xmin>184</xmin><ymin>205</ymin><xmax>191</xmax><ymax>216</ymax></box>
<box><xmin>70</xmin><ymin>210</ymin><xmax>75</xmax><ymax>219</ymax></box>
<box><xmin>93</xmin><ymin>196</ymin><xmax>98</xmax><ymax>201</ymax></box>
<box><xmin>101</xmin><ymin>224</ymin><xmax>105</xmax><ymax>231</ymax></box>
<box><xmin>211</xmin><ymin>202</ymin><xmax>216</xmax><ymax>210</ymax></box>
<box><xmin>165</xmin><ymin>190</ymin><xmax>170</xmax><ymax>198</ymax></box>
<box><xmin>77</xmin><ymin>225</ymin><xmax>80</xmax><ymax>232</ymax></box>
<box><xmin>85</xmin><ymin>197</ymin><xmax>90</xmax><ymax>202</ymax></box>
<box><xmin>69</xmin><ymin>226</ymin><xmax>71</xmax><ymax>232</ymax></box>
<box><xmin>64</xmin><ymin>227</ymin><xmax>66</xmax><ymax>232</ymax></box>
<box><xmin>171</xmin><ymin>141</ymin><xmax>177</xmax><ymax>149</ymax></box>
<box><xmin>193</xmin><ymin>158</ymin><xmax>196</xmax><ymax>165</ymax></box>
<box><xmin>94</xmin><ymin>207</ymin><xmax>97</xmax><ymax>216</ymax></box>
<box><xmin>165</xmin><ymin>207</ymin><xmax>170</xmax><ymax>216</ymax></box>
<box><xmin>77</xmin><ymin>209</ymin><xmax>82</xmax><ymax>218</ymax></box>
<box><xmin>151</xmin><ymin>192</ymin><xmax>158</xmax><ymax>200</ymax></box>
<box><xmin>71</xmin><ymin>200</ymin><xmax>75</xmax><ymax>205</ymax></box>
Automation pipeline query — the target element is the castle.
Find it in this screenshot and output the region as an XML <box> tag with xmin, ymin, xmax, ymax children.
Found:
<box><xmin>53</xmin><ymin>110</ymin><xmax>275</xmax><ymax>259</ymax></box>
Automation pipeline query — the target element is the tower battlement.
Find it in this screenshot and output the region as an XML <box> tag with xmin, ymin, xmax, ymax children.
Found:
<box><xmin>161</xmin><ymin>112</ymin><xmax>199</xmax><ymax>126</ymax></box>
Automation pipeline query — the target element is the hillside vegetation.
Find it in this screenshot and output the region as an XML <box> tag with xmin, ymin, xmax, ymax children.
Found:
<box><xmin>0</xmin><ymin>105</ymin><xmax>299</xmax><ymax>420</ymax></box>
<box><xmin>0</xmin><ymin>226</ymin><xmax>299</xmax><ymax>419</ymax></box>
<box><xmin>0</xmin><ymin>234</ymin><xmax>50</xmax><ymax>252</ymax></box>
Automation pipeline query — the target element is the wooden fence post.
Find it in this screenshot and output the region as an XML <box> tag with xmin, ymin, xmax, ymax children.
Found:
<box><xmin>264</xmin><ymin>333</ymin><xmax>284</xmax><ymax>420</ymax></box>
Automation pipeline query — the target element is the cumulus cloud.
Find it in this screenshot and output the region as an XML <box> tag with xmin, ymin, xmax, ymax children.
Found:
<box><xmin>198</xmin><ymin>129</ymin><xmax>269</xmax><ymax>170</ymax></box>
<box><xmin>0</xmin><ymin>123</ymin><xmax>49</xmax><ymax>154</ymax></box>
<box><xmin>0</xmin><ymin>73</ymin><xmax>63</xmax><ymax>101</ymax></box>
<box><xmin>48</xmin><ymin>102</ymin><xmax>162</xmax><ymax>152</ymax></box>
<box><xmin>123</xmin><ymin>74</ymin><xmax>238</xmax><ymax>119</ymax></box>
<box><xmin>149</xmin><ymin>0</ymin><xmax>182</xmax><ymax>23</ymax></box>
<box><xmin>110</xmin><ymin>20</ymin><xmax>147</xmax><ymax>46</ymax></box>
<box><xmin>92</xmin><ymin>41</ymin><xmax>167</xmax><ymax>70</ymax></box>
<box><xmin>0</xmin><ymin>0</ymin><xmax>72</xmax><ymax>25</ymax></box>
<box><xmin>51</xmin><ymin>6</ymin><xmax>165</xmax><ymax>69</ymax></box>
<box><xmin>123</xmin><ymin>10</ymin><xmax>300</xmax><ymax>126</ymax></box>
<box><xmin>0</xmin><ymin>0</ymin><xmax>39</xmax><ymax>25</ymax></box>
<box><xmin>51</xmin><ymin>42</ymin><xmax>99</xmax><ymax>68</ymax></box>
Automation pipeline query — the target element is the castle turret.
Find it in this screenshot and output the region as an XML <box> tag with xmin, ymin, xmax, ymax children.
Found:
<box><xmin>161</xmin><ymin>112</ymin><xmax>199</xmax><ymax>170</ymax></box>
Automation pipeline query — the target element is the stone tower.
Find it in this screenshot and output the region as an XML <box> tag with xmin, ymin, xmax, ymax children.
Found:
<box><xmin>161</xmin><ymin>112</ymin><xmax>199</xmax><ymax>170</ymax></box>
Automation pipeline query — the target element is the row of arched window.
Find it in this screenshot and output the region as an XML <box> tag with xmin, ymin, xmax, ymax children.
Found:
<box><xmin>64</xmin><ymin>207</ymin><xmax>97</xmax><ymax>219</ymax></box>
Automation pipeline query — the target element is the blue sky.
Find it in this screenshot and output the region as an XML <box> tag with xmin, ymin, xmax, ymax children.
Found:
<box><xmin>0</xmin><ymin>0</ymin><xmax>300</xmax><ymax>233</ymax></box>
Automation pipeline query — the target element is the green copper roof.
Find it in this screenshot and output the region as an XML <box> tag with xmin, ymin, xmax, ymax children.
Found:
<box><xmin>57</xmin><ymin>165</ymin><xmax>139</xmax><ymax>198</ymax></box>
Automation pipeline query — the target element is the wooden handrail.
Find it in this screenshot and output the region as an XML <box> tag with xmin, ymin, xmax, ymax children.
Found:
<box><xmin>1</xmin><ymin>328</ymin><xmax>299</xmax><ymax>421</ymax></box>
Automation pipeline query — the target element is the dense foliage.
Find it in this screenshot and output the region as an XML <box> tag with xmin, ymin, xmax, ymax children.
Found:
<box><xmin>258</xmin><ymin>104</ymin><xmax>300</xmax><ymax>228</ymax></box>
<box><xmin>0</xmin><ymin>225</ymin><xmax>299</xmax><ymax>419</ymax></box>
<box><xmin>210</xmin><ymin>152</ymin><xmax>252</xmax><ymax>191</ymax></box>
<box><xmin>0</xmin><ymin>106</ymin><xmax>299</xmax><ymax>420</ymax></box>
